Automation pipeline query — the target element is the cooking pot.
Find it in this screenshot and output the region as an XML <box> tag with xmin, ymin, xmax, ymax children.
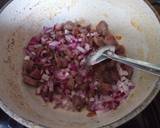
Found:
<box><xmin>0</xmin><ymin>0</ymin><xmax>160</xmax><ymax>128</ymax></box>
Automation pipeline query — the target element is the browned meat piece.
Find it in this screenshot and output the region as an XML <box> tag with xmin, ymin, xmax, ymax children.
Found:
<box><xmin>64</xmin><ymin>21</ymin><xmax>75</xmax><ymax>30</ymax></box>
<box><xmin>79</xmin><ymin>84</ymin><xmax>89</xmax><ymax>92</ymax></box>
<box><xmin>72</xmin><ymin>26</ymin><xmax>80</xmax><ymax>36</ymax></box>
<box><xmin>99</xmin><ymin>82</ymin><xmax>112</xmax><ymax>95</ymax></box>
<box><xmin>110</xmin><ymin>68</ymin><xmax>120</xmax><ymax>84</ymax></box>
<box><xmin>88</xmin><ymin>89</ymin><xmax>96</xmax><ymax>98</ymax></box>
<box><xmin>79</xmin><ymin>25</ymin><xmax>91</xmax><ymax>34</ymax></box>
<box><xmin>80</xmin><ymin>33</ymin><xmax>88</xmax><ymax>42</ymax></box>
<box><xmin>88</xmin><ymin>38</ymin><xmax>94</xmax><ymax>46</ymax></box>
<box><xmin>103</xmin><ymin>71</ymin><xmax>112</xmax><ymax>84</ymax></box>
<box><xmin>75</xmin><ymin>75</ymin><xmax>84</xmax><ymax>85</ymax></box>
<box><xmin>103</xmin><ymin>68</ymin><xmax>120</xmax><ymax>84</ymax></box>
<box><xmin>92</xmin><ymin>62</ymin><xmax>105</xmax><ymax>71</ymax></box>
<box><xmin>72</xmin><ymin>95</ymin><xmax>85</xmax><ymax>111</ymax></box>
<box><xmin>54</xmin><ymin>53</ymin><xmax>62</xmax><ymax>68</ymax></box>
<box><xmin>104</xmin><ymin>34</ymin><xmax>118</xmax><ymax>46</ymax></box>
<box><xmin>79</xmin><ymin>27</ymin><xmax>88</xmax><ymax>34</ymax></box>
<box><xmin>29</xmin><ymin>35</ymin><xmax>41</xmax><ymax>45</ymax></box>
<box><xmin>93</xmin><ymin>63</ymin><xmax>106</xmax><ymax>81</ymax></box>
<box><xmin>86</xmin><ymin>25</ymin><xmax>91</xmax><ymax>32</ymax></box>
<box><xmin>23</xmin><ymin>75</ymin><xmax>38</xmax><ymax>87</ymax></box>
<box><xmin>23</xmin><ymin>60</ymin><xmax>34</xmax><ymax>74</ymax></box>
<box><xmin>105</xmin><ymin>60</ymin><xmax>117</xmax><ymax>69</ymax></box>
<box><xmin>121</xmin><ymin>64</ymin><xmax>134</xmax><ymax>79</ymax></box>
<box><xmin>61</xmin><ymin>59</ymin><xmax>68</xmax><ymax>68</ymax></box>
<box><xmin>55</xmin><ymin>31</ymin><xmax>64</xmax><ymax>40</ymax></box>
<box><xmin>93</xmin><ymin>36</ymin><xmax>105</xmax><ymax>47</ymax></box>
<box><xmin>63</xmin><ymin>47</ymin><xmax>73</xmax><ymax>57</ymax></box>
<box><xmin>35</xmin><ymin>46</ymin><xmax>44</xmax><ymax>56</ymax></box>
<box><xmin>55</xmin><ymin>24</ymin><xmax>63</xmax><ymax>31</ymax></box>
<box><xmin>115</xmin><ymin>44</ymin><xmax>126</xmax><ymax>56</ymax></box>
<box><xmin>87</xmin><ymin>111</ymin><xmax>96</xmax><ymax>117</ymax></box>
<box><xmin>30</xmin><ymin>68</ymin><xmax>41</xmax><ymax>80</ymax></box>
<box><xmin>96</xmin><ymin>20</ymin><xmax>109</xmax><ymax>36</ymax></box>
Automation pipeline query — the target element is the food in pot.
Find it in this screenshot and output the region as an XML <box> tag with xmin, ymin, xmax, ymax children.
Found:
<box><xmin>23</xmin><ymin>20</ymin><xmax>134</xmax><ymax>115</ymax></box>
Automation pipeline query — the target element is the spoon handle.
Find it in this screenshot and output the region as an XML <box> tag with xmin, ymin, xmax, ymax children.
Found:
<box><xmin>103</xmin><ymin>52</ymin><xmax>160</xmax><ymax>76</ymax></box>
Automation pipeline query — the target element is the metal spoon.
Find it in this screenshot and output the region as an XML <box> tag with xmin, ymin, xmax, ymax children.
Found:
<box><xmin>86</xmin><ymin>46</ymin><xmax>160</xmax><ymax>76</ymax></box>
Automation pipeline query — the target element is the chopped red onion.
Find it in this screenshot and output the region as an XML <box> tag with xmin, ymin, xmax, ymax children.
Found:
<box><xmin>65</xmin><ymin>35</ymin><xmax>75</xmax><ymax>43</ymax></box>
<box><xmin>42</xmin><ymin>74</ymin><xmax>49</xmax><ymax>81</ymax></box>
<box><xmin>55</xmin><ymin>69</ymin><xmax>69</xmax><ymax>80</ymax></box>
<box><xmin>23</xmin><ymin>21</ymin><xmax>135</xmax><ymax>114</ymax></box>
<box><xmin>48</xmin><ymin>41</ymin><xmax>61</xmax><ymax>50</ymax></box>
<box><xmin>76</xmin><ymin>46</ymin><xmax>86</xmax><ymax>53</ymax></box>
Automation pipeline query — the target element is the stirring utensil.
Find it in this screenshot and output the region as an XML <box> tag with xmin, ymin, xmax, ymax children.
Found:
<box><xmin>86</xmin><ymin>46</ymin><xmax>160</xmax><ymax>76</ymax></box>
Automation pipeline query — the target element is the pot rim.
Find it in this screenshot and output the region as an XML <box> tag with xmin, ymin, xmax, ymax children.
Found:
<box><xmin>0</xmin><ymin>0</ymin><xmax>160</xmax><ymax>128</ymax></box>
